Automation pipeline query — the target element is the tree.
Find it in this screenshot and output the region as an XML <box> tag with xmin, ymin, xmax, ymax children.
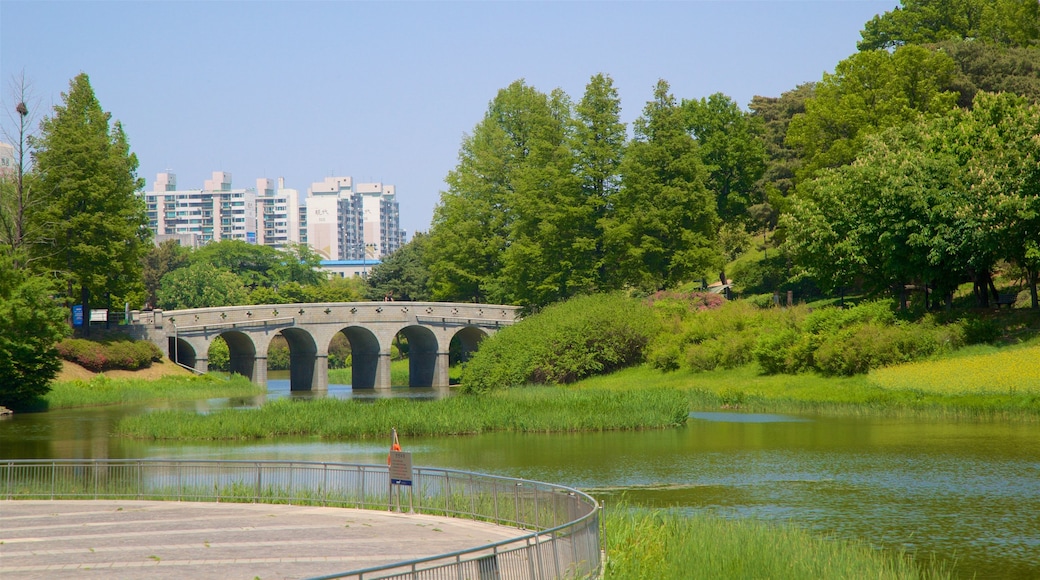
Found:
<box><xmin>786</xmin><ymin>46</ymin><xmax>958</xmax><ymax>179</ymax></box>
<box><xmin>571</xmin><ymin>73</ymin><xmax>626</xmax><ymax>292</ymax></box>
<box><xmin>190</xmin><ymin>239</ymin><xmax>282</xmax><ymax>290</ymax></box>
<box><xmin>936</xmin><ymin>40</ymin><xmax>1040</xmax><ymax>106</ymax></box>
<box><xmin>602</xmin><ymin>80</ymin><xmax>719</xmax><ymax>292</ymax></box>
<box><xmin>749</xmin><ymin>83</ymin><xmax>814</xmax><ymax>200</ymax></box>
<box><xmin>425</xmin><ymin>83</ymin><xmax>522</xmax><ymax>303</ymax></box>
<box><xmin>0</xmin><ymin>250</ymin><xmax>68</xmax><ymax>409</ymax></box>
<box><xmin>682</xmin><ymin>93</ymin><xmax>767</xmax><ymax>225</ymax></box>
<box><xmin>364</xmin><ymin>233</ymin><xmax>431</xmax><ymax>302</ymax></box>
<box><xmin>30</xmin><ymin>73</ymin><xmax>150</xmax><ymax>335</ymax></box>
<box><xmin>858</xmin><ymin>0</ymin><xmax>1040</xmax><ymax>51</ymax></box>
<box><xmin>0</xmin><ymin>73</ymin><xmax>44</xmax><ymax>264</ymax></box>
<box><xmin>492</xmin><ymin>86</ymin><xmax>582</xmax><ymax>309</ymax></box>
<box><xmin>271</xmin><ymin>242</ymin><xmax>325</xmax><ymax>287</ymax></box>
<box><xmin>141</xmin><ymin>239</ymin><xmax>189</xmax><ymax>309</ymax></box>
<box><xmin>156</xmin><ymin>262</ymin><xmax>248</xmax><ymax>310</ymax></box>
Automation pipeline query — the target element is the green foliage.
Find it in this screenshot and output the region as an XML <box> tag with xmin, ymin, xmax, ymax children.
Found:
<box><xmin>30</xmin><ymin>73</ymin><xmax>150</xmax><ymax>320</ymax></box>
<box><xmin>0</xmin><ymin>252</ymin><xmax>69</xmax><ymax>409</ymax></box>
<box><xmin>937</xmin><ymin>40</ymin><xmax>1040</xmax><ymax>106</ymax></box>
<box><xmin>603</xmin><ymin>80</ymin><xmax>720</xmax><ymax>292</ymax></box>
<box><xmin>45</xmin><ymin>373</ymin><xmax>262</xmax><ymax>410</ymax></box>
<box><xmin>207</xmin><ymin>336</ymin><xmax>229</xmax><ymax>372</ymax></box>
<box><xmin>56</xmin><ymin>337</ymin><xmax>162</xmax><ymax>372</ymax></box>
<box><xmin>785</xmin><ymin>91</ymin><xmax>1040</xmax><ymax>307</ymax></box>
<box><xmin>115</xmin><ymin>386</ymin><xmax>689</xmax><ymax>440</ymax></box>
<box><xmin>682</xmin><ymin>92</ymin><xmax>768</xmax><ymax>224</ymax></box>
<box><xmin>787</xmin><ymin>45</ymin><xmax>958</xmax><ymax>178</ymax></box>
<box><xmin>858</xmin><ymin>0</ymin><xmax>1040</xmax><ymax>51</ymax></box>
<box><xmin>141</xmin><ymin>239</ymin><xmax>189</xmax><ymax>309</ymax></box>
<box><xmin>157</xmin><ymin>262</ymin><xmax>249</xmax><ymax>310</ymax></box>
<box><xmin>459</xmin><ymin>294</ymin><xmax>660</xmax><ymax>393</ymax></box>
<box><xmin>604</xmin><ymin>505</ymin><xmax>952</xmax><ymax>580</ymax></box>
<box><xmin>364</xmin><ymin>233</ymin><xmax>431</xmax><ymax>301</ymax></box>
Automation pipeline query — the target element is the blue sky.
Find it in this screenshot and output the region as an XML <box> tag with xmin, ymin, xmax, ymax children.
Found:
<box><xmin>1</xmin><ymin>1</ymin><xmax>893</xmax><ymax>236</ymax></box>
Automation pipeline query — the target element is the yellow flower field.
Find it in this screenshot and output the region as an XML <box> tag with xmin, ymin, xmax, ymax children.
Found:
<box><xmin>869</xmin><ymin>345</ymin><xmax>1040</xmax><ymax>395</ymax></box>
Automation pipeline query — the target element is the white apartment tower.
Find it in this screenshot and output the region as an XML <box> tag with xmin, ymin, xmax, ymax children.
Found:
<box><xmin>142</xmin><ymin>171</ymin><xmax>406</xmax><ymax>257</ymax></box>
<box><xmin>256</xmin><ymin>177</ymin><xmax>301</xmax><ymax>249</ymax></box>
<box><xmin>143</xmin><ymin>171</ymin><xmax>257</xmax><ymax>246</ymax></box>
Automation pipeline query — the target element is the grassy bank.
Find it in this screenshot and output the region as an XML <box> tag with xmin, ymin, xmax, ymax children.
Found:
<box><xmin>604</xmin><ymin>506</ymin><xmax>951</xmax><ymax>579</ymax></box>
<box><xmin>576</xmin><ymin>341</ymin><xmax>1040</xmax><ymax>420</ymax></box>
<box><xmin>44</xmin><ymin>373</ymin><xmax>265</xmax><ymax>410</ymax></box>
<box><xmin>115</xmin><ymin>386</ymin><xmax>689</xmax><ymax>440</ymax></box>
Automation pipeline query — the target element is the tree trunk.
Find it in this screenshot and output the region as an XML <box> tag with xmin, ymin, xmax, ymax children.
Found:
<box><xmin>1029</xmin><ymin>269</ymin><xmax>1039</xmax><ymax>310</ymax></box>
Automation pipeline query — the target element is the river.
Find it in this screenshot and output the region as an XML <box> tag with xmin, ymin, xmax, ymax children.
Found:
<box><xmin>2</xmin><ymin>377</ymin><xmax>1038</xmax><ymax>578</ymax></box>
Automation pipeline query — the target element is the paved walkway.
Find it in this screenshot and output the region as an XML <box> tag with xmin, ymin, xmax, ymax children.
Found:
<box><xmin>0</xmin><ymin>500</ymin><xmax>524</xmax><ymax>580</ymax></box>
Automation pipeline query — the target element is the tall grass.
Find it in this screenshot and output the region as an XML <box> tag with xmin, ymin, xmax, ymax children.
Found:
<box><xmin>603</xmin><ymin>505</ymin><xmax>952</xmax><ymax>580</ymax></box>
<box><xmin>115</xmin><ymin>387</ymin><xmax>689</xmax><ymax>440</ymax></box>
<box><xmin>44</xmin><ymin>374</ymin><xmax>264</xmax><ymax>410</ymax></box>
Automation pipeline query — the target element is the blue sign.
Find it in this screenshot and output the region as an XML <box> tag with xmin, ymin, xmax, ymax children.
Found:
<box><xmin>72</xmin><ymin>305</ymin><xmax>84</xmax><ymax>326</ymax></box>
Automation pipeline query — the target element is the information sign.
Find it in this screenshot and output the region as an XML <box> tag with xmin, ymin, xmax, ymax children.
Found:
<box><xmin>72</xmin><ymin>305</ymin><xmax>84</xmax><ymax>327</ymax></box>
<box><xmin>389</xmin><ymin>451</ymin><xmax>413</xmax><ymax>486</ymax></box>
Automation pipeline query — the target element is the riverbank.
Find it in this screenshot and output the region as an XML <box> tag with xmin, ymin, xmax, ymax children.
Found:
<box><xmin>43</xmin><ymin>362</ymin><xmax>265</xmax><ymax>410</ymax></box>
<box><xmin>579</xmin><ymin>341</ymin><xmax>1040</xmax><ymax>421</ymax></box>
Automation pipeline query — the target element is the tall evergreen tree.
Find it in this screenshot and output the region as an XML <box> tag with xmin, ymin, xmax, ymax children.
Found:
<box><xmin>31</xmin><ymin>73</ymin><xmax>149</xmax><ymax>334</ymax></box>
<box><xmin>571</xmin><ymin>74</ymin><xmax>626</xmax><ymax>292</ymax></box>
<box><xmin>603</xmin><ymin>80</ymin><xmax>719</xmax><ymax>292</ymax></box>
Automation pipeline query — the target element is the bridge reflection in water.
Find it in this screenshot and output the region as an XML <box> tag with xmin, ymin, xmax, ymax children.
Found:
<box><xmin>128</xmin><ymin>302</ymin><xmax>521</xmax><ymax>392</ymax></box>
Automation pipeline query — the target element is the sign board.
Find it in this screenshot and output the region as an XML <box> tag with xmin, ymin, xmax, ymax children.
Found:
<box><xmin>389</xmin><ymin>451</ymin><xmax>413</xmax><ymax>486</ymax></box>
<box><xmin>89</xmin><ymin>309</ymin><xmax>108</xmax><ymax>323</ymax></box>
<box><xmin>72</xmin><ymin>305</ymin><xmax>84</xmax><ymax>327</ymax></box>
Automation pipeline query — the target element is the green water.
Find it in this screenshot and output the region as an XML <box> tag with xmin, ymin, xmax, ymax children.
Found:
<box><xmin>2</xmin><ymin>380</ymin><xmax>1038</xmax><ymax>578</ymax></box>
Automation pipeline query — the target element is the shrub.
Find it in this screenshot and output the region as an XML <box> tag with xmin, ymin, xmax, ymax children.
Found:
<box><xmin>56</xmin><ymin>337</ymin><xmax>162</xmax><ymax>372</ymax></box>
<box><xmin>460</xmin><ymin>293</ymin><xmax>660</xmax><ymax>393</ymax></box>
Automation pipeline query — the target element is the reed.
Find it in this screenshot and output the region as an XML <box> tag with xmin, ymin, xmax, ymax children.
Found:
<box><xmin>43</xmin><ymin>374</ymin><xmax>265</xmax><ymax>410</ymax></box>
<box><xmin>603</xmin><ymin>505</ymin><xmax>953</xmax><ymax>579</ymax></box>
<box><xmin>115</xmin><ymin>387</ymin><xmax>689</xmax><ymax>440</ymax></box>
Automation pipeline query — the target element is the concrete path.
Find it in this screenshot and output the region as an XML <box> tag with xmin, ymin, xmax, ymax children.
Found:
<box><xmin>0</xmin><ymin>500</ymin><xmax>524</xmax><ymax>580</ymax></box>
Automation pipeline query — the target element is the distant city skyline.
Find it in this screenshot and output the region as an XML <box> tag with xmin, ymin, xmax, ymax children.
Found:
<box><xmin>1</xmin><ymin>1</ymin><xmax>893</xmax><ymax>237</ymax></box>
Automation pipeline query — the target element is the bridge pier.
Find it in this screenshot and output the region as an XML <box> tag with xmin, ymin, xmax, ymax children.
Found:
<box><xmin>253</xmin><ymin>356</ymin><xmax>267</xmax><ymax>387</ymax></box>
<box><xmin>375</xmin><ymin>352</ymin><xmax>392</xmax><ymax>391</ymax></box>
<box><xmin>194</xmin><ymin>357</ymin><xmax>209</xmax><ymax>375</ymax></box>
<box><xmin>434</xmin><ymin>352</ymin><xmax>450</xmax><ymax>388</ymax></box>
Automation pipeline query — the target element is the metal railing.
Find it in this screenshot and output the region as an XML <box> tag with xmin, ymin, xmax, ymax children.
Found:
<box><xmin>0</xmin><ymin>459</ymin><xmax>601</xmax><ymax>580</ymax></box>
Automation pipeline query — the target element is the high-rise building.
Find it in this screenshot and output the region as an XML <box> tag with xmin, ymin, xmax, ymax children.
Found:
<box><xmin>0</xmin><ymin>142</ymin><xmax>15</xmax><ymax>178</ymax></box>
<box><xmin>142</xmin><ymin>171</ymin><xmax>257</xmax><ymax>246</ymax></box>
<box><xmin>256</xmin><ymin>177</ymin><xmax>301</xmax><ymax>249</ymax></box>
<box><xmin>303</xmin><ymin>177</ymin><xmax>406</xmax><ymax>261</ymax></box>
<box><xmin>142</xmin><ymin>172</ymin><xmax>407</xmax><ymax>261</ymax></box>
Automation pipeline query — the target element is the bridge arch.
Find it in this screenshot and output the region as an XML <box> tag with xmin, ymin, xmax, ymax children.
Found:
<box><xmin>169</xmin><ymin>337</ymin><xmax>197</xmax><ymax>369</ymax></box>
<box><xmin>396</xmin><ymin>325</ymin><xmax>440</xmax><ymax>387</ymax></box>
<box><xmin>279</xmin><ymin>327</ymin><xmax>319</xmax><ymax>392</ymax></box>
<box><xmin>336</xmin><ymin>326</ymin><xmax>382</xmax><ymax>389</ymax></box>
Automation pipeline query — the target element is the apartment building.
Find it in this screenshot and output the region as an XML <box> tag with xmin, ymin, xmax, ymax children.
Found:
<box><xmin>142</xmin><ymin>171</ymin><xmax>407</xmax><ymax>263</ymax></box>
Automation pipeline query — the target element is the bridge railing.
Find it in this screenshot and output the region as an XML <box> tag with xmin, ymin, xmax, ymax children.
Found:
<box><xmin>0</xmin><ymin>459</ymin><xmax>601</xmax><ymax>580</ymax></box>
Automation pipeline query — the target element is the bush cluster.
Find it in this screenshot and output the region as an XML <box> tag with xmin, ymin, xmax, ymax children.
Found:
<box><xmin>459</xmin><ymin>293</ymin><xmax>661</xmax><ymax>393</ymax></box>
<box><xmin>56</xmin><ymin>337</ymin><xmax>163</xmax><ymax>372</ymax></box>
<box><xmin>648</xmin><ymin>299</ymin><xmax>969</xmax><ymax>377</ymax></box>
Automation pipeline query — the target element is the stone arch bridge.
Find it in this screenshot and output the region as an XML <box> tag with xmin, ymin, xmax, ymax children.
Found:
<box><xmin>133</xmin><ymin>302</ymin><xmax>521</xmax><ymax>391</ymax></box>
